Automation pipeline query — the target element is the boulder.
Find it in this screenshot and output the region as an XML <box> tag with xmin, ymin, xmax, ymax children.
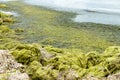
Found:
<box><xmin>0</xmin><ymin>50</ymin><xmax>30</xmax><ymax>80</ymax></box>
<box><xmin>107</xmin><ymin>72</ymin><xmax>120</xmax><ymax>80</ymax></box>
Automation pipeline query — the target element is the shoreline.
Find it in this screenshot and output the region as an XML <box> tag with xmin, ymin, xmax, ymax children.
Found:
<box><xmin>1</xmin><ymin>1</ymin><xmax>120</xmax><ymax>52</ymax></box>
<box><xmin>1</xmin><ymin>1</ymin><xmax>120</xmax><ymax>80</ymax></box>
<box><xmin>24</xmin><ymin>0</ymin><xmax>120</xmax><ymax>26</ymax></box>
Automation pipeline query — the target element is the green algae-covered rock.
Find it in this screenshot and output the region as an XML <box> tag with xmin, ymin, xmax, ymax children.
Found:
<box><xmin>26</xmin><ymin>61</ymin><xmax>42</xmax><ymax>79</ymax></box>
<box><xmin>3</xmin><ymin>17</ymin><xmax>15</xmax><ymax>23</ymax></box>
<box><xmin>0</xmin><ymin>12</ymin><xmax>15</xmax><ymax>24</ymax></box>
<box><xmin>85</xmin><ymin>52</ymin><xmax>103</xmax><ymax>68</ymax></box>
<box><xmin>0</xmin><ymin>4</ymin><xmax>7</xmax><ymax>8</ymax></box>
<box><xmin>45</xmin><ymin>45</ymin><xmax>63</xmax><ymax>53</ymax></box>
<box><xmin>0</xmin><ymin>25</ymin><xmax>14</xmax><ymax>33</ymax></box>
<box><xmin>2</xmin><ymin>39</ymin><xmax>120</xmax><ymax>80</ymax></box>
<box><xmin>2</xmin><ymin>42</ymin><xmax>41</xmax><ymax>65</ymax></box>
<box><xmin>26</xmin><ymin>61</ymin><xmax>58</xmax><ymax>80</ymax></box>
<box><xmin>104</xmin><ymin>46</ymin><xmax>120</xmax><ymax>54</ymax></box>
<box><xmin>10</xmin><ymin>44</ymin><xmax>41</xmax><ymax>65</ymax></box>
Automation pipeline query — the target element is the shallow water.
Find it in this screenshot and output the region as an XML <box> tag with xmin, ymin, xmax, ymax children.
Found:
<box><xmin>24</xmin><ymin>0</ymin><xmax>120</xmax><ymax>25</ymax></box>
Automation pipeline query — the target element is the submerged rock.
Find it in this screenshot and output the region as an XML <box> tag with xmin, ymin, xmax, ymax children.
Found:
<box><xmin>0</xmin><ymin>50</ymin><xmax>30</xmax><ymax>80</ymax></box>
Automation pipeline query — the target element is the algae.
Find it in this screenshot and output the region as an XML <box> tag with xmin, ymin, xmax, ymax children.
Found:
<box><xmin>9</xmin><ymin>43</ymin><xmax>41</xmax><ymax>65</ymax></box>
<box><xmin>26</xmin><ymin>61</ymin><xmax>58</xmax><ymax>80</ymax></box>
<box><xmin>0</xmin><ymin>25</ymin><xmax>14</xmax><ymax>33</ymax></box>
<box><xmin>1</xmin><ymin>2</ymin><xmax>120</xmax><ymax>80</ymax></box>
<box><xmin>0</xmin><ymin>4</ymin><xmax>7</xmax><ymax>8</ymax></box>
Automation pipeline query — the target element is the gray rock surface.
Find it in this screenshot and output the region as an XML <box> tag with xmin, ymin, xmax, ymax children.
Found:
<box><xmin>0</xmin><ymin>50</ymin><xmax>30</xmax><ymax>80</ymax></box>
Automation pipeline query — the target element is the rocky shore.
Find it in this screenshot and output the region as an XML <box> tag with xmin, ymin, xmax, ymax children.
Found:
<box><xmin>1</xmin><ymin>2</ymin><xmax>120</xmax><ymax>80</ymax></box>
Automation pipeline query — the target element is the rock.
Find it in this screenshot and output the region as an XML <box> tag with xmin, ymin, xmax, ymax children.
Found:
<box><xmin>82</xmin><ymin>72</ymin><xmax>120</xmax><ymax>80</ymax></box>
<box><xmin>8</xmin><ymin>71</ymin><xmax>29</xmax><ymax>80</ymax></box>
<box><xmin>107</xmin><ymin>72</ymin><xmax>120</xmax><ymax>80</ymax></box>
<box><xmin>40</xmin><ymin>48</ymin><xmax>55</xmax><ymax>60</ymax></box>
<box><xmin>57</xmin><ymin>69</ymin><xmax>79</xmax><ymax>80</ymax></box>
<box><xmin>40</xmin><ymin>48</ymin><xmax>56</xmax><ymax>65</ymax></box>
<box><xmin>82</xmin><ymin>75</ymin><xmax>100</xmax><ymax>80</ymax></box>
<box><xmin>0</xmin><ymin>50</ymin><xmax>30</xmax><ymax>80</ymax></box>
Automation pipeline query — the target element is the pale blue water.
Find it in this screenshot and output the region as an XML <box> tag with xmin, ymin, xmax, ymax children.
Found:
<box><xmin>24</xmin><ymin>0</ymin><xmax>120</xmax><ymax>25</ymax></box>
<box><xmin>1</xmin><ymin>0</ymin><xmax>120</xmax><ymax>25</ymax></box>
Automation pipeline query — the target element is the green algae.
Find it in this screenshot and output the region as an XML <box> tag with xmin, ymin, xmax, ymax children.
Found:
<box><xmin>0</xmin><ymin>12</ymin><xmax>15</xmax><ymax>25</ymax></box>
<box><xmin>0</xmin><ymin>4</ymin><xmax>7</xmax><ymax>8</ymax></box>
<box><xmin>1</xmin><ymin>29</ymin><xmax>120</xmax><ymax>79</ymax></box>
<box><xmin>1</xmin><ymin>2</ymin><xmax>120</xmax><ymax>80</ymax></box>
<box><xmin>26</xmin><ymin>61</ymin><xmax>58</xmax><ymax>80</ymax></box>
<box><xmin>7</xmin><ymin>1</ymin><xmax>119</xmax><ymax>53</ymax></box>
<box><xmin>45</xmin><ymin>45</ymin><xmax>63</xmax><ymax>54</ymax></box>
<box><xmin>20</xmin><ymin>46</ymin><xmax>120</xmax><ymax>79</ymax></box>
<box><xmin>9</xmin><ymin>43</ymin><xmax>41</xmax><ymax>65</ymax></box>
<box><xmin>0</xmin><ymin>25</ymin><xmax>14</xmax><ymax>33</ymax></box>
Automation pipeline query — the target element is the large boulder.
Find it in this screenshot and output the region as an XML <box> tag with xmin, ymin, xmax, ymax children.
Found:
<box><xmin>0</xmin><ymin>50</ymin><xmax>30</xmax><ymax>80</ymax></box>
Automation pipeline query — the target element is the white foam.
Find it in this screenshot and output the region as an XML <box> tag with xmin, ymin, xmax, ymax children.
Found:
<box><xmin>0</xmin><ymin>10</ymin><xmax>18</xmax><ymax>16</ymax></box>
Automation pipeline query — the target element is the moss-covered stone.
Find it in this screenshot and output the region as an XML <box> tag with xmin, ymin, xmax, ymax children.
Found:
<box><xmin>45</xmin><ymin>45</ymin><xmax>63</xmax><ymax>53</ymax></box>
<box><xmin>3</xmin><ymin>17</ymin><xmax>15</xmax><ymax>23</ymax></box>
<box><xmin>0</xmin><ymin>12</ymin><xmax>15</xmax><ymax>24</ymax></box>
<box><xmin>0</xmin><ymin>4</ymin><xmax>7</xmax><ymax>8</ymax></box>
<box><xmin>0</xmin><ymin>25</ymin><xmax>14</xmax><ymax>33</ymax></box>
<box><xmin>10</xmin><ymin>43</ymin><xmax>41</xmax><ymax>65</ymax></box>
<box><xmin>26</xmin><ymin>61</ymin><xmax>58</xmax><ymax>80</ymax></box>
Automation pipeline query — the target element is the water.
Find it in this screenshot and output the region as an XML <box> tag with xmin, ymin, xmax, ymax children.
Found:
<box><xmin>23</xmin><ymin>0</ymin><xmax>120</xmax><ymax>25</ymax></box>
<box><xmin>0</xmin><ymin>0</ymin><xmax>17</xmax><ymax>2</ymax></box>
<box><xmin>2</xmin><ymin>0</ymin><xmax>120</xmax><ymax>25</ymax></box>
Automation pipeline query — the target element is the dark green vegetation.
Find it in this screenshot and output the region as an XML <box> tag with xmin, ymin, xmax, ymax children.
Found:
<box><xmin>1</xmin><ymin>1</ymin><xmax>120</xmax><ymax>80</ymax></box>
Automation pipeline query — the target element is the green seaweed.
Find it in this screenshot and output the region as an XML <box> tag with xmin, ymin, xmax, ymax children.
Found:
<box><xmin>26</xmin><ymin>61</ymin><xmax>58</xmax><ymax>80</ymax></box>
<box><xmin>1</xmin><ymin>2</ymin><xmax>120</xmax><ymax>80</ymax></box>
<box><xmin>45</xmin><ymin>45</ymin><xmax>63</xmax><ymax>53</ymax></box>
<box><xmin>0</xmin><ymin>25</ymin><xmax>14</xmax><ymax>33</ymax></box>
<box><xmin>0</xmin><ymin>4</ymin><xmax>7</xmax><ymax>8</ymax></box>
<box><xmin>10</xmin><ymin>43</ymin><xmax>41</xmax><ymax>65</ymax></box>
